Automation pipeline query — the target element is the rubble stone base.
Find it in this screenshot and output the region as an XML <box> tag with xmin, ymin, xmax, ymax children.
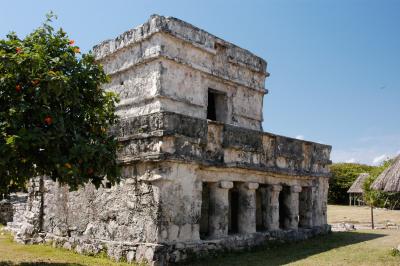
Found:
<box><xmin>18</xmin><ymin>225</ymin><xmax>330</xmax><ymax>265</ymax></box>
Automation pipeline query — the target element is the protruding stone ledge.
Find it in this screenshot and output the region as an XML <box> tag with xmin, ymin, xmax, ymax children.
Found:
<box><xmin>93</xmin><ymin>15</ymin><xmax>267</xmax><ymax>75</ymax></box>
<box><xmin>114</xmin><ymin>112</ymin><xmax>332</xmax><ymax>178</ymax></box>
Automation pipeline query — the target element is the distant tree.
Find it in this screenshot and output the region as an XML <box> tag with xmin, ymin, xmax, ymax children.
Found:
<box><xmin>362</xmin><ymin>159</ymin><xmax>400</xmax><ymax>228</ymax></box>
<box><xmin>0</xmin><ymin>13</ymin><xmax>120</xmax><ymax>196</ymax></box>
<box><xmin>363</xmin><ymin>175</ymin><xmax>383</xmax><ymax>229</ymax></box>
<box><xmin>328</xmin><ymin>160</ymin><xmax>396</xmax><ymax>206</ymax></box>
<box><xmin>328</xmin><ymin>163</ymin><xmax>375</xmax><ymax>204</ymax></box>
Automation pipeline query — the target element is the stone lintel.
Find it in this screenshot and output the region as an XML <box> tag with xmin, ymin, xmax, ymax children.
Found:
<box><xmin>219</xmin><ymin>181</ymin><xmax>234</xmax><ymax>189</ymax></box>
<box><xmin>291</xmin><ymin>185</ymin><xmax>302</xmax><ymax>193</ymax></box>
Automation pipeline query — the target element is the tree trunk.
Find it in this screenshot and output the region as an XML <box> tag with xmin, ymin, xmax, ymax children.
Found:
<box><xmin>370</xmin><ymin>205</ymin><xmax>374</xmax><ymax>229</ymax></box>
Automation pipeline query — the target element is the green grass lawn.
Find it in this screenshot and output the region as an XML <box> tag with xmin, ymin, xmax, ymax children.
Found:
<box><xmin>183</xmin><ymin>229</ymin><xmax>400</xmax><ymax>266</ymax></box>
<box><xmin>1</xmin><ymin>205</ymin><xmax>400</xmax><ymax>265</ymax></box>
<box><xmin>0</xmin><ymin>226</ymin><xmax>139</xmax><ymax>266</ymax></box>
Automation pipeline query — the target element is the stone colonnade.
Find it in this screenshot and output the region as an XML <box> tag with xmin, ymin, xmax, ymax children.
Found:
<box><xmin>204</xmin><ymin>181</ymin><xmax>315</xmax><ymax>239</ymax></box>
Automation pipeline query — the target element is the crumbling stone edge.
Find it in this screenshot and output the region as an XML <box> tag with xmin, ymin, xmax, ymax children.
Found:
<box><xmin>6</xmin><ymin>225</ymin><xmax>330</xmax><ymax>265</ymax></box>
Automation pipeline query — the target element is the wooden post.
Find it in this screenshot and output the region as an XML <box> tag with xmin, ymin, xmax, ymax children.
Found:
<box><xmin>370</xmin><ymin>205</ymin><xmax>374</xmax><ymax>229</ymax></box>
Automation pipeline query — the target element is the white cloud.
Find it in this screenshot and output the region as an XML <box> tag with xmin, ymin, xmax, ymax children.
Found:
<box><xmin>330</xmin><ymin>133</ymin><xmax>400</xmax><ymax>165</ymax></box>
<box><xmin>295</xmin><ymin>135</ymin><xmax>304</xmax><ymax>140</ymax></box>
<box><xmin>372</xmin><ymin>154</ymin><xmax>388</xmax><ymax>165</ymax></box>
<box><xmin>345</xmin><ymin>158</ymin><xmax>356</xmax><ymax>163</ymax></box>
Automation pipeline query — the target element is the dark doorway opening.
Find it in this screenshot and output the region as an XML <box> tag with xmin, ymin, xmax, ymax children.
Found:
<box><xmin>279</xmin><ymin>186</ymin><xmax>290</xmax><ymax>229</ymax></box>
<box><xmin>256</xmin><ymin>188</ymin><xmax>265</xmax><ymax>231</ymax></box>
<box><xmin>207</xmin><ymin>90</ymin><xmax>216</xmax><ymax>121</ymax></box>
<box><xmin>200</xmin><ymin>182</ymin><xmax>210</xmax><ymax>239</ymax></box>
<box><xmin>207</xmin><ymin>89</ymin><xmax>227</xmax><ymax>122</ymax></box>
<box><xmin>299</xmin><ymin>186</ymin><xmax>312</xmax><ymax>228</ymax></box>
<box><xmin>228</xmin><ymin>187</ymin><xmax>239</xmax><ymax>234</ymax></box>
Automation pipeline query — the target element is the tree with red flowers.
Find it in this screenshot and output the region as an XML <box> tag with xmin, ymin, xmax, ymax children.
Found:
<box><xmin>0</xmin><ymin>13</ymin><xmax>120</xmax><ymax>196</ymax></box>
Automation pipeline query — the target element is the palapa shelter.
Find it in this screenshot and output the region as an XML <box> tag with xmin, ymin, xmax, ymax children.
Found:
<box><xmin>347</xmin><ymin>173</ymin><xmax>369</xmax><ymax>206</ymax></box>
<box><xmin>372</xmin><ymin>155</ymin><xmax>400</xmax><ymax>192</ymax></box>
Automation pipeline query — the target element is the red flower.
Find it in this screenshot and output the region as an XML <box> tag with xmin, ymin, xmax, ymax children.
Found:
<box><xmin>16</xmin><ymin>47</ymin><xmax>22</xmax><ymax>54</ymax></box>
<box><xmin>69</xmin><ymin>40</ymin><xmax>75</xmax><ymax>45</ymax></box>
<box><xmin>74</xmin><ymin>47</ymin><xmax>80</xmax><ymax>53</ymax></box>
<box><xmin>44</xmin><ymin>116</ymin><xmax>53</xmax><ymax>125</ymax></box>
<box><xmin>15</xmin><ymin>84</ymin><xmax>22</xmax><ymax>92</ymax></box>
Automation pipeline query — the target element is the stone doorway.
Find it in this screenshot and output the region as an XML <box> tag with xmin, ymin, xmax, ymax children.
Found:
<box><xmin>200</xmin><ymin>182</ymin><xmax>210</xmax><ymax>239</ymax></box>
<box><xmin>299</xmin><ymin>186</ymin><xmax>313</xmax><ymax>228</ymax></box>
<box><xmin>279</xmin><ymin>186</ymin><xmax>290</xmax><ymax>229</ymax></box>
<box><xmin>228</xmin><ymin>185</ymin><xmax>239</xmax><ymax>234</ymax></box>
<box><xmin>256</xmin><ymin>188</ymin><xmax>265</xmax><ymax>231</ymax></box>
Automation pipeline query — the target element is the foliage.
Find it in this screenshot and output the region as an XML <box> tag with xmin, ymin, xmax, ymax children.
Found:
<box><xmin>390</xmin><ymin>248</ymin><xmax>400</xmax><ymax>257</ymax></box>
<box><xmin>328</xmin><ymin>160</ymin><xmax>393</xmax><ymax>205</ymax></box>
<box><xmin>0</xmin><ymin>13</ymin><xmax>120</xmax><ymax>196</ymax></box>
<box><xmin>328</xmin><ymin>163</ymin><xmax>376</xmax><ymax>204</ymax></box>
<box><xmin>363</xmin><ymin>174</ymin><xmax>384</xmax><ymax>207</ymax></box>
<box><xmin>363</xmin><ymin>160</ymin><xmax>400</xmax><ymax>210</ymax></box>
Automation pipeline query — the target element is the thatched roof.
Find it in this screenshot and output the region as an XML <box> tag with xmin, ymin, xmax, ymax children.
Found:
<box><xmin>347</xmin><ymin>173</ymin><xmax>370</xmax><ymax>194</ymax></box>
<box><xmin>371</xmin><ymin>155</ymin><xmax>400</xmax><ymax>192</ymax></box>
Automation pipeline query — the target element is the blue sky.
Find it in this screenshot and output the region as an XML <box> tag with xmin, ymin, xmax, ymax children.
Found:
<box><xmin>1</xmin><ymin>0</ymin><xmax>399</xmax><ymax>165</ymax></box>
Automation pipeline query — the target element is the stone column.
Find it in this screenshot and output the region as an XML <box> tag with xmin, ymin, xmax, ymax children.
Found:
<box><xmin>209</xmin><ymin>181</ymin><xmax>233</xmax><ymax>238</ymax></box>
<box><xmin>263</xmin><ymin>184</ymin><xmax>282</xmax><ymax>231</ymax></box>
<box><xmin>238</xmin><ymin>182</ymin><xmax>259</xmax><ymax>234</ymax></box>
<box><xmin>283</xmin><ymin>185</ymin><xmax>302</xmax><ymax>230</ymax></box>
<box><xmin>299</xmin><ymin>186</ymin><xmax>315</xmax><ymax>228</ymax></box>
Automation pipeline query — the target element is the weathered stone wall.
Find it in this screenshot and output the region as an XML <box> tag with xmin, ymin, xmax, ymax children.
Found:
<box><xmin>94</xmin><ymin>15</ymin><xmax>268</xmax><ymax>130</ymax></box>
<box><xmin>0</xmin><ymin>200</ymin><xmax>12</xmax><ymax>224</ymax></box>
<box><xmin>0</xmin><ymin>193</ymin><xmax>27</xmax><ymax>226</ymax></box>
<box><xmin>114</xmin><ymin>112</ymin><xmax>331</xmax><ymax>177</ymax></box>
<box><xmin>41</xmin><ymin>176</ymin><xmax>160</xmax><ymax>244</ymax></box>
<box><xmin>15</xmin><ymin>159</ymin><xmax>329</xmax><ymax>264</ymax></box>
<box><xmin>7</xmin><ymin>193</ymin><xmax>28</xmax><ymax>226</ymax></box>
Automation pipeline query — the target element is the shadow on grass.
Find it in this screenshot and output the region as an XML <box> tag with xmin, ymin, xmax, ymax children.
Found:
<box><xmin>0</xmin><ymin>262</ymin><xmax>83</xmax><ymax>266</ymax></box>
<box><xmin>182</xmin><ymin>231</ymin><xmax>387</xmax><ymax>266</ymax></box>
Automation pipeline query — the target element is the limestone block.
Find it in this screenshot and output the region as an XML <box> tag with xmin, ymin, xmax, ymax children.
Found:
<box><xmin>291</xmin><ymin>185</ymin><xmax>302</xmax><ymax>193</ymax></box>
<box><xmin>219</xmin><ymin>181</ymin><xmax>233</xmax><ymax>189</ymax></box>
<box><xmin>126</xmin><ymin>250</ymin><xmax>136</xmax><ymax>263</ymax></box>
<box><xmin>246</xmin><ymin>182</ymin><xmax>259</xmax><ymax>190</ymax></box>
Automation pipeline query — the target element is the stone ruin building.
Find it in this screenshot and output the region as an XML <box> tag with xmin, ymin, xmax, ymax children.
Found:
<box><xmin>6</xmin><ymin>15</ymin><xmax>332</xmax><ymax>265</ymax></box>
